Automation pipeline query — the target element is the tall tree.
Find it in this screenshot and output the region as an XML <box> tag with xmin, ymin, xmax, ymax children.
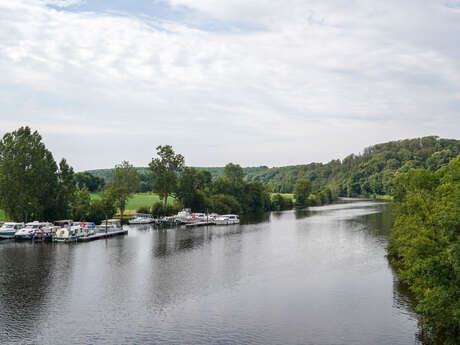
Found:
<box><xmin>149</xmin><ymin>145</ymin><xmax>184</xmax><ymax>209</ymax></box>
<box><xmin>0</xmin><ymin>126</ymin><xmax>59</xmax><ymax>221</ymax></box>
<box><xmin>224</xmin><ymin>163</ymin><xmax>244</xmax><ymax>184</ymax></box>
<box><xmin>294</xmin><ymin>179</ymin><xmax>311</xmax><ymax>207</ymax></box>
<box><xmin>56</xmin><ymin>158</ymin><xmax>76</xmax><ymax>219</ymax></box>
<box><xmin>72</xmin><ymin>187</ymin><xmax>91</xmax><ymax>221</ymax></box>
<box><xmin>106</xmin><ymin>161</ymin><xmax>139</xmax><ymax>223</ymax></box>
<box><xmin>176</xmin><ymin>167</ymin><xmax>208</xmax><ymax>211</ymax></box>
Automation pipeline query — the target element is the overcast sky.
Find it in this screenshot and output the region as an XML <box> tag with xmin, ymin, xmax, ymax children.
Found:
<box><xmin>1</xmin><ymin>0</ymin><xmax>459</xmax><ymax>171</ymax></box>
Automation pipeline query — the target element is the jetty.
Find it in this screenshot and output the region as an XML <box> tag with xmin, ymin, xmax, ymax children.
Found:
<box><xmin>76</xmin><ymin>229</ymin><xmax>128</xmax><ymax>242</ymax></box>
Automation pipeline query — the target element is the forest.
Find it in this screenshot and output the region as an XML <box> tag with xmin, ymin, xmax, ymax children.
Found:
<box><xmin>245</xmin><ymin>136</ymin><xmax>460</xmax><ymax>196</ymax></box>
<box><xmin>387</xmin><ymin>154</ymin><xmax>460</xmax><ymax>345</ymax></box>
<box><xmin>86</xmin><ymin>136</ymin><xmax>460</xmax><ymax>198</ymax></box>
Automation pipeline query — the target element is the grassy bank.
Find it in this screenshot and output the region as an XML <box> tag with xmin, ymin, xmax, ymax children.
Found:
<box><xmin>91</xmin><ymin>192</ymin><xmax>176</xmax><ymax>212</ymax></box>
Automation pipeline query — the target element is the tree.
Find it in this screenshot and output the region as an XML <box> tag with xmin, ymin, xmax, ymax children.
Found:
<box><xmin>176</xmin><ymin>167</ymin><xmax>209</xmax><ymax>211</ymax></box>
<box><xmin>209</xmin><ymin>194</ymin><xmax>241</xmax><ymax>214</ymax></box>
<box><xmin>224</xmin><ymin>163</ymin><xmax>244</xmax><ymax>184</ymax></box>
<box><xmin>0</xmin><ymin>126</ymin><xmax>59</xmax><ymax>221</ymax></box>
<box><xmin>88</xmin><ymin>191</ymin><xmax>116</xmax><ymax>226</ymax></box>
<box><xmin>72</xmin><ymin>187</ymin><xmax>91</xmax><ymax>221</ymax></box>
<box><xmin>75</xmin><ymin>172</ymin><xmax>105</xmax><ymax>192</ymax></box>
<box><xmin>56</xmin><ymin>158</ymin><xmax>76</xmax><ymax>219</ymax></box>
<box><xmin>149</xmin><ymin>145</ymin><xmax>184</xmax><ymax>209</ymax></box>
<box><xmin>106</xmin><ymin>161</ymin><xmax>139</xmax><ymax>223</ymax></box>
<box><xmin>294</xmin><ymin>179</ymin><xmax>311</xmax><ymax>207</ymax></box>
<box><xmin>388</xmin><ymin>155</ymin><xmax>460</xmax><ymax>344</ymax></box>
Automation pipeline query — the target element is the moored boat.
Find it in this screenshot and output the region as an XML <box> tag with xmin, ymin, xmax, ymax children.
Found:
<box><xmin>0</xmin><ymin>222</ymin><xmax>24</xmax><ymax>239</ymax></box>
<box><xmin>128</xmin><ymin>214</ymin><xmax>154</xmax><ymax>225</ymax></box>
<box><xmin>215</xmin><ymin>214</ymin><xmax>240</xmax><ymax>225</ymax></box>
<box><xmin>97</xmin><ymin>219</ymin><xmax>122</xmax><ymax>232</ymax></box>
<box><xmin>53</xmin><ymin>222</ymin><xmax>96</xmax><ymax>242</ymax></box>
<box><xmin>15</xmin><ymin>221</ymin><xmax>50</xmax><ymax>241</ymax></box>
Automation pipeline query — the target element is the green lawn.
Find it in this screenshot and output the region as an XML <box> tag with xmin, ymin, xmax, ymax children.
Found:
<box><xmin>91</xmin><ymin>192</ymin><xmax>176</xmax><ymax>212</ymax></box>
<box><xmin>271</xmin><ymin>193</ymin><xmax>295</xmax><ymax>200</ymax></box>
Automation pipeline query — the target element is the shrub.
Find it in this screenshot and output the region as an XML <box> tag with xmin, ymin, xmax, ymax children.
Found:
<box><xmin>210</xmin><ymin>194</ymin><xmax>241</xmax><ymax>214</ymax></box>
<box><xmin>136</xmin><ymin>206</ymin><xmax>151</xmax><ymax>214</ymax></box>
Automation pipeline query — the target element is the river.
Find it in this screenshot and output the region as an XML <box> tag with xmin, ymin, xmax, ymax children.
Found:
<box><xmin>0</xmin><ymin>200</ymin><xmax>423</xmax><ymax>345</ymax></box>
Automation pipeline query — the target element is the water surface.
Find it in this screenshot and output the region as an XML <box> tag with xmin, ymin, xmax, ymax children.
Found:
<box><xmin>0</xmin><ymin>200</ymin><xmax>422</xmax><ymax>345</ymax></box>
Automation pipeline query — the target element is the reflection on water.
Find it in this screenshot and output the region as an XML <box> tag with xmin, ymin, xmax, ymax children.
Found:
<box><xmin>0</xmin><ymin>200</ymin><xmax>423</xmax><ymax>345</ymax></box>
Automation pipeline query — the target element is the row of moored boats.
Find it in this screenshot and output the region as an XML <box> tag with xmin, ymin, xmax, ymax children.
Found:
<box><xmin>0</xmin><ymin>219</ymin><xmax>123</xmax><ymax>242</ymax></box>
<box><xmin>129</xmin><ymin>209</ymin><xmax>240</xmax><ymax>226</ymax></box>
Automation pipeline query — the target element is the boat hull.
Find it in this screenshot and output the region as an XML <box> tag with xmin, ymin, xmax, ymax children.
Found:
<box><xmin>0</xmin><ymin>232</ymin><xmax>16</xmax><ymax>239</ymax></box>
<box><xmin>15</xmin><ymin>234</ymin><xmax>33</xmax><ymax>241</ymax></box>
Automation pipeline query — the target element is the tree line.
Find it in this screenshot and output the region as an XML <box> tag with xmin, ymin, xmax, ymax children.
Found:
<box><xmin>387</xmin><ymin>153</ymin><xmax>460</xmax><ymax>345</ymax></box>
<box><xmin>245</xmin><ymin>136</ymin><xmax>460</xmax><ymax>197</ymax></box>
<box><xmin>2</xmin><ymin>127</ymin><xmax>316</xmax><ymax>223</ymax></box>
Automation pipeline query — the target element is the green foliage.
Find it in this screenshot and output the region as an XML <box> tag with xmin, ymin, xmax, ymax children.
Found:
<box><xmin>387</xmin><ymin>154</ymin><xmax>460</xmax><ymax>344</ymax></box>
<box><xmin>271</xmin><ymin>193</ymin><xmax>294</xmax><ymax>211</ymax></box>
<box><xmin>294</xmin><ymin>179</ymin><xmax>312</xmax><ymax>207</ymax></box>
<box><xmin>151</xmin><ymin>201</ymin><xmax>182</xmax><ymax>217</ymax></box>
<box><xmin>75</xmin><ymin>171</ymin><xmax>105</xmax><ymax>192</ymax></box>
<box><xmin>136</xmin><ymin>206</ymin><xmax>151</xmax><ymax>214</ymax></box>
<box><xmin>0</xmin><ymin>126</ymin><xmax>59</xmax><ymax>221</ymax></box>
<box><xmin>88</xmin><ymin>192</ymin><xmax>116</xmax><ymax>224</ymax></box>
<box><xmin>138</xmin><ymin>171</ymin><xmax>153</xmax><ymax>192</ymax></box>
<box><xmin>85</xmin><ymin>166</ymin><xmax>268</xmax><ymax>183</ymax></box>
<box><xmin>149</xmin><ymin>145</ymin><xmax>185</xmax><ymax>208</ymax></box>
<box><xmin>176</xmin><ymin>167</ymin><xmax>211</xmax><ymax>212</ymax></box>
<box><xmin>0</xmin><ymin>209</ymin><xmax>6</xmax><ymax>221</ymax></box>
<box><xmin>56</xmin><ymin>158</ymin><xmax>76</xmax><ymax>220</ymax></box>
<box><xmin>246</xmin><ymin>136</ymin><xmax>460</xmax><ymax>196</ymax></box>
<box><xmin>209</xmin><ymin>194</ymin><xmax>241</xmax><ymax>215</ymax></box>
<box><xmin>224</xmin><ymin>163</ymin><xmax>244</xmax><ymax>184</ymax></box>
<box><xmin>73</xmin><ymin>188</ymin><xmax>91</xmax><ymax>221</ymax></box>
<box><xmin>106</xmin><ymin>160</ymin><xmax>139</xmax><ymax>220</ymax></box>
<box><xmin>241</xmin><ymin>181</ymin><xmax>271</xmax><ymax>213</ymax></box>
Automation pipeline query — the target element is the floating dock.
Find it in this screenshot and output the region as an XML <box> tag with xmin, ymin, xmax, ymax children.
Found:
<box><xmin>76</xmin><ymin>229</ymin><xmax>128</xmax><ymax>242</ymax></box>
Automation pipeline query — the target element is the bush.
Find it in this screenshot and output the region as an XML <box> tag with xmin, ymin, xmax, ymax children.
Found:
<box><xmin>151</xmin><ymin>202</ymin><xmax>163</xmax><ymax>217</ymax></box>
<box><xmin>136</xmin><ymin>206</ymin><xmax>151</xmax><ymax>214</ymax></box>
<box><xmin>88</xmin><ymin>199</ymin><xmax>116</xmax><ymax>224</ymax></box>
<box><xmin>151</xmin><ymin>201</ymin><xmax>182</xmax><ymax>217</ymax></box>
<box><xmin>210</xmin><ymin>194</ymin><xmax>241</xmax><ymax>214</ymax></box>
<box><xmin>271</xmin><ymin>194</ymin><xmax>294</xmax><ymax>211</ymax></box>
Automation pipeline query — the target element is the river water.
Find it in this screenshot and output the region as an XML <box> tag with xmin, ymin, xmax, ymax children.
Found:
<box><xmin>0</xmin><ymin>200</ymin><xmax>422</xmax><ymax>345</ymax></box>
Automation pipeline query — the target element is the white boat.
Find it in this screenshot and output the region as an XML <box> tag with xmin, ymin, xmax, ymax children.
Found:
<box><xmin>15</xmin><ymin>221</ymin><xmax>50</xmax><ymax>240</ymax></box>
<box><xmin>0</xmin><ymin>222</ymin><xmax>24</xmax><ymax>239</ymax></box>
<box><xmin>215</xmin><ymin>214</ymin><xmax>240</xmax><ymax>225</ymax></box>
<box><xmin>191</xmin><ymin>213</ymin><xmax>208</xmax><ymax>221</ymax></box>
<box><xmin>33</xmin><ymin>225</ymin><xmax>60</xmax><ymax>242</ymax></box>
<box><xmin>175</xmin><ymin>209</ymin><xmax>192</xmax><ymax>223</ymax></box>
<box><xmin>97</xmin><ymin>219</ymin><xmax>122</xmax><ymax>232</ymax></box>
<box><xmin>53</xmin><ymin>222</ymin><xmax>96</xmax><ymax>242</ymax></box>
<box><xmin>129</xmin><ymin>215</ymin><xmax>154</xmax><ymax>225</ymax></box>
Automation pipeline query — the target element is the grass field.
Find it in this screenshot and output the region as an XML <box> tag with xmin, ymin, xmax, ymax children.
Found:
<box><xmin>91</xmin><ymin>192</ymin><xmax>176</xmax><ymax>212</ymax></box>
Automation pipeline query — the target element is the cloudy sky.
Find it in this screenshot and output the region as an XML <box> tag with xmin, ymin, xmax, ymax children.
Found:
<box><xmin>1</xmin><ymin>0</ymin><xmax>459</xmax><ymax>171</ymax></box>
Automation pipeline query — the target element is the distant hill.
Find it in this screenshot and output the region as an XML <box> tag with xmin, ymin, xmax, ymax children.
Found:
<box><xmin>245</xmin><ymin>136</ymin><xmax>460</xmax><ymax>196</ymax></box>
<box><xmin>86</xmin><ymin>166</ymin><xmax>269</xmax><ymax>182</ymax></box>
<box><xmin>86</xmin><ymin>136</ymin><xmax>460</xmax><ymax>197</ymax></box>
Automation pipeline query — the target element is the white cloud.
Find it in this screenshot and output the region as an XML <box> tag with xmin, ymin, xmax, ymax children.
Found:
<box><xmin>0</xmin><ymin>0</ymin><xmax>459</xmax><ymax>170</ymax></box>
